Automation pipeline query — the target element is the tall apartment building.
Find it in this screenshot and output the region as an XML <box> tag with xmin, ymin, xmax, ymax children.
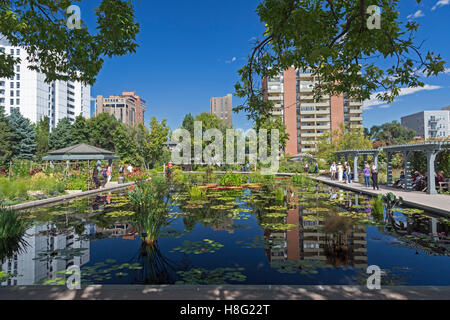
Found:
<box><xmin>262</xmin><ymin>67</ymin><xmax>363</xmax><ymax>156</ymax></box>
<box><xmin>95</xmin><ymin>91</ymin><xmax>146</xmax><ymax>126</ymax></box>
<box><xmin>0</xmin><ymin>38</ymin><xmax>91</xmax><ymax>129</ymax></box>
<box><xmin>401</xmin><ymin>109</ymin><xmax>449</xmax><ymax>139</ymax></box>
<box><xmin>210</xmin><ymin>94</ymin><xmax>232</xmax><ymax>126</ymax></box>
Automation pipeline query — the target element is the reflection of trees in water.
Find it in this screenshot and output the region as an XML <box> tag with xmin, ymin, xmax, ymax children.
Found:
<box><xmin>0</xmin><ymin>208</ymin><xmax>31</xmax><ymax>262</ymax></box>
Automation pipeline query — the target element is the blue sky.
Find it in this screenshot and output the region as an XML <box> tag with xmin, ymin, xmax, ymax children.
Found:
<box><xmin>81</xmin><ymin>0</ymin><xmax>450</xmax><ymax>131</ymax></box>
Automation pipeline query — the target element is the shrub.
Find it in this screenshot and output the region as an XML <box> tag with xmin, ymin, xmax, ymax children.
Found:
<box><xmin>219</xmin><ymin>171</ymin><xmax>245</xmax><ymax>186</ymax></box>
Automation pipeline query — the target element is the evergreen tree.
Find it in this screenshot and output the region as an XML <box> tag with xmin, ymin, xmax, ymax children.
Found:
<box><xmin>8</xmin><ymin>108</ymin><xmax>36</xmax><ymax>160</ymax></box>
<box><xmin>0</xmin><ymin>107</ymin><xmax>12</xmax><ymax>165</ymax></box>
<box><xmin>49</xmin><ymin>118</ymin><xmax>74</xmax><ymax>151</ymax></box>
<box><xmin>35</xmin><ymin>116</ymin><xmax>50</xmax><ymax>160</ymax></box>
<box><xmin>72</xmin><ymin>115</ymin><xmax>90</xmax><ymax>144</ymax></box>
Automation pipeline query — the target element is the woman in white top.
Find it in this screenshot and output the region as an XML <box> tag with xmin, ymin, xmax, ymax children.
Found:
<box><xmin>337</xmin><ymin>163</ymin><xmax>343</xmax><ymax>182</ymax></box>
<box><xmin>330</xmin><ymin>162</ymin><xmax>337</xmax><ymax>180</ymax></box>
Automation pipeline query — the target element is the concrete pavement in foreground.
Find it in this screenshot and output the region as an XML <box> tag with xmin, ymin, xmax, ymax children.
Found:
<box><xmin>0</xmin><ymin>285</ymin><xmax>449</xmax><ymax>300</ymax></box>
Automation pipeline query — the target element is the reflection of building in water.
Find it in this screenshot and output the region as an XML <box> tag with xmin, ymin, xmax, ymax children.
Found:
<box><xmin>94</xmin><ymin>223</ymin><xmax>137</xmax><ymax>240</ymax></box>
<box><xmin>265</xmin><ymin>207</ymin><xmax>368</xmax><ymax>269</ymax></box>
<box><xmin>1</xmin><ymin>223</ymin><xmax>90</xmax><ymax>286</ymax></box>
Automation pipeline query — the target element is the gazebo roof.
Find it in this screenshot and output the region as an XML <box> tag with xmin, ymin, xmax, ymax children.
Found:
<box><xmin>42</xmin><ymin>143</ymin><xmax>120</xmax><ymax>161</ymax></box>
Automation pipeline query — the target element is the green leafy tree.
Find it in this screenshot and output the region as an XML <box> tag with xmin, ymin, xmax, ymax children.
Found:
<box><xmin>49</xmin><ymin>118</ymin><xmax>74</xmax><ymax>151</ymax></box>
<box><xmin>0</xmin><ymin>107</ymin><xmax>12</xmax><ymax>165</ymax></box>
<box><xmin>235</xmin><ymin>0</ymin><xmax>446</xmax><ymax>121</ymax></box>
<box><xmin>368</xmin><ymin>121</ymin><xmax>416</xmax><ymax>145</ymax></box>
<box><xmin>87</xmin><ymin>113</ymin><xmax>118</xmax><ymax>151</ymax></box>
<box><xmin>0</xmin><ymin>0</ymin><xmax>140</xmax><ymax>84</ymax></box>
<box><xmin>148</xmin><ymin>117</ymin><xmax>170</xmax><ymax>168</ymax></box>
<box><xmin>113</xmin><ymin>123</ymin><xmax>138</xmax><ymax>165</ymax></box>
<box><xmin>72</xmin><ymin>115</ymin><xmax>90</xmax><ymax>144</ymax></box>
<box><xmin>316</xmin><ymin>124</ymin><xmax>372</xmax><ymax>163</ymax></box>
<box><xmin>8</xmin><ymin>108</ymin><xmax>36</xmax><ymax>159</ymax></box>
<box><xmin>181</xmin><ymin>113</ymin><xmax>195</xmax><ymax>136</ymax></box>
<box><xmin>35</xmin><ymin>116</ymin><xmax>50</xmax><ymax>160</ymax></box>
<box><xmin>255</xmin><ymin>116</ymin><xmax>289</xmax><ymax>151</ymax></box>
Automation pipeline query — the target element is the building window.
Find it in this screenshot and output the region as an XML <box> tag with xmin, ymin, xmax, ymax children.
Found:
<box><xmin>16</xmin><ymin>49</ymin><xmax>20</xmax><ymax>55</ymax></box>
<box><xmin>16</xmin><ymin>82</ymin><xmax>20</xmax><ymax>88</ymax></box>
<box><xmin>16</xmin><ymin>99</ymin><xmax>19</xmax><ymax>105</ymax></box>
<box><xmin>10</xmin><ymin>99</ymin><xmax>14</xmax><ymax>105</ymax></box>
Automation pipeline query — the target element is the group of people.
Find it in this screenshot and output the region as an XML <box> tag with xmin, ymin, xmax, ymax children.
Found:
<box><xmin>92</xmin><ymin>162</ymin><xmax>134</xmax><ymax>189</ymax></box>
<box><xmin>304</xmin><ymin>162</ymin><xmax>319</xmax><ymax>174</ymax></box>
<box><xmin>329</xmin><ymin>162</ymin><xmax>379</xmax><ymax>190</ymax></box>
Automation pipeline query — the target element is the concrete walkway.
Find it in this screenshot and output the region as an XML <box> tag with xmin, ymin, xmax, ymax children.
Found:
<box><xmin>8</xmin><ymin>182</ymin><xmax>136</xmax><ymax>211</ymax></box>
<box><xmin>308</xmin><ymin>175</ymin><xmax>450</xmax><ymax>217</ymax></box>
<box><xmin>0</xmin><ymin>285</ymin><xmax>449</xmax><ymax>300</ymax></box>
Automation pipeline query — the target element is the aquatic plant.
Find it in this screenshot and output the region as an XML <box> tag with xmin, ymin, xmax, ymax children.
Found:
<box><xmin>219</xmin><ymin>171</ymin><xmax>245</xmax><ymax>186</ymax></box>
<box><xmin>188</xmin><ymin>185</ymin><xmax>206</xmax><ymax>200</ymax></box>
<box><xmin>0</xmin><ymin>207</ymin><xmax>31</xmax><ymax>261</ymax></box>
<box><xmin>291</xmin><ymin>174</ymin><xmax>311</xmax><ymax>186</ymax></box>
<box><xmin>371</xmin><ymin>194</ymin><xmax>384</xmax><ymax>221</ymax></box>
<box><xmin>170</xmin><ymin>239</ymin><xmax>224</xmax><ymax>254</ymax></box>
<box><xmin>128</xmin><ymin>177</ymin><xmax>171</xmax><ymax>244</ymax></box>
<box><xmin>175</xmin><ymin>267</ymin><xmax>246</xmax><ymax>285</ymax></box>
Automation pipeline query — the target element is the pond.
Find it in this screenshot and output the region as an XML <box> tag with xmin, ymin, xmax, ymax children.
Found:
<box><xmin>1</xmin><ymin>178</ymin><xmax>449</xmax><ymax>286</ymax></box>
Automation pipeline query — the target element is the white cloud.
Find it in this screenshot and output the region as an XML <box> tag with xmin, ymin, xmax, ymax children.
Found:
<box><xmin>225</xmin><ymin>57</ymin><xmax>237</xmax><ymax>64</ymax></box>
<box><xmin>407</xmin><ymin>10</ymin><xmax>424</xmax><ymax>19</ymax></box>
<box><xmin>378</xmin><ymin>105</ymin><xmax>390</xmax><ymax>109</ymax></box>
<box><xmin>432</xmin><ymin>0</ymin><xmax>450</xmax><ymax>10</ymax></box>
<box><xmin>362</xmin><ymin>84</ymin><xmax>442</xmax><ymax>109</ymax></box>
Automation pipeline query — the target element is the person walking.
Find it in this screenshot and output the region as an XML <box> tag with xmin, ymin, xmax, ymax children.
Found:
<box><xmin>314</xmin><ymin>162</ymin><xmax>319</xmax><ymax>175</ymax></box>
<box><xmin>345</xmin><ymin>162</ymin><xmax>352</xmax><ymax>184</ymax></box>
<box><xmin>371</xmin><ymin>164</ymin><xmax>379</xmax><ymax>190</ymax></box>
<box><xmin>330</xmin><ymin>162</ymin><xmax>337</xmax><ymax>180</ymax></box>
<box><xmin>363</xmin><ymin>164</ymin><xmax>371</xmax><ymax>188</ymax></box>
<box><xmin>101</xmin><ymin>166</ymin><xmax>107</xmax><ymax>188</ymax></box>
<box><xmin>337</xmin><ymin>162</ymin><xmax>343</xmax><ymax>182</ymax></box>
<box><xmin>304</xmin><ymin>162</ymin><xmax>309</xmax><ymax>173</ymax></box>
<box><xmin>106</xmin><ymin>165</ymin><xmax>112</xmax><ymax>184</ymax></box>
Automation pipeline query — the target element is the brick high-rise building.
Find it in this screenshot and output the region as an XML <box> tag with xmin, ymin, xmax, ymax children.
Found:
<box><xmin>122</xmin><ymin>91</ymin><xmax>146</xmax><ymax>125</ymax></box>
<box><xmin>263</xmin><ymin>67</ymin><xmax>363</xmax><ymax>156</ymax></box>
<box><xmin>95</xmin><ymin>91</ymin><xmax>146</xmax><ymax>126</ymax></box>
<box><xmin>210</xmin><ymin>94</ymin><xmax>232</xmax><ymax>126</ymax></box>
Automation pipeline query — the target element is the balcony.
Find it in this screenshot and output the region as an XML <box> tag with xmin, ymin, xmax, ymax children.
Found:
<box><xmin>349</xmin><ymin>116</ymin><xmax>363</xmax><ymax>122</ymax></box>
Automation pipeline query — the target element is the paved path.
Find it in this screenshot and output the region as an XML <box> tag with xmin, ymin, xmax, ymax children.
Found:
<box><xmin>8</xmin><ymin>182</ymin><xmax>136</xmax><ymax>211</ymax></box>
<box><xmin>0</xmin><ymin>285</ymin><xmax>449</xmax><ymax>300</ymax></box>
<box><xmin>308</xmin><ymin>175</ymin><xmax>450</xmax><ymax>217</ymax></box>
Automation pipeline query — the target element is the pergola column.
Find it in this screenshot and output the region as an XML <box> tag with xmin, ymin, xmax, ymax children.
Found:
<box><xmin>363</xmin><ymin>155</ymin><xmax>367</xmax><ymax>165</ymax></box>
<box><xmin>374</xmin><ymin>152</ymin><xmax>379</xmax><ymax>169</ymax></box>
<box><xmin>353</xmin><ymin>154</ymin><xmax>359</xmax><ymax>182</ymax></box>
<box><xmin>426</xmin><ymin>150</ymin><xmax>438</xmax><ymax>195</ymax></box>
<box><xmin>404</xmin><ymin>151</ymin><xmax>412</xmax><ymax>191</ymax></box>
<box><xmin>386</xmin><ymin>152</ymin><xmax>393</xmax><ymax>187</ymax></box>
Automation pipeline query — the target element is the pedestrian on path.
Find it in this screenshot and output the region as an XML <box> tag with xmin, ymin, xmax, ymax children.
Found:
<box><xmin>330</xmin><ymin>162</ymin><xmax>337</xmax><ymax>180</ymax></box>
<box><xmin>371</xmin><ymin>164</ymin><xmax>379</xmax><ymax>190</ymax></box>
<box><xmin>345</xmin><ymin>162</ymin><xmax>351</xmax><ymax>184</ymax></box>
<box><xmin>337</xmin><ymin>162</ymin><xmax>343</xmax><ymax>182</ymax></box>
<box><xmin>106</xmin><ymin>165</ymin><xmax>112</xmax><ymax>184</ymax></box>
<box><xmin>314</xmin><ymin>162</ymin><xmax>319</xmax><ymax>175</ymax></box>
<box><xmin>363</xmin><ymin>164</ymin><xmax>371</xmax><ymax>187</ymax></box>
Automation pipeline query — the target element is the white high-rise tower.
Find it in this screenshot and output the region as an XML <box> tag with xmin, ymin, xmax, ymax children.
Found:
<box><xmin>0</xmin><ymin>37</ymin><xmax>90</xmax><ymax>128</ymax></box>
